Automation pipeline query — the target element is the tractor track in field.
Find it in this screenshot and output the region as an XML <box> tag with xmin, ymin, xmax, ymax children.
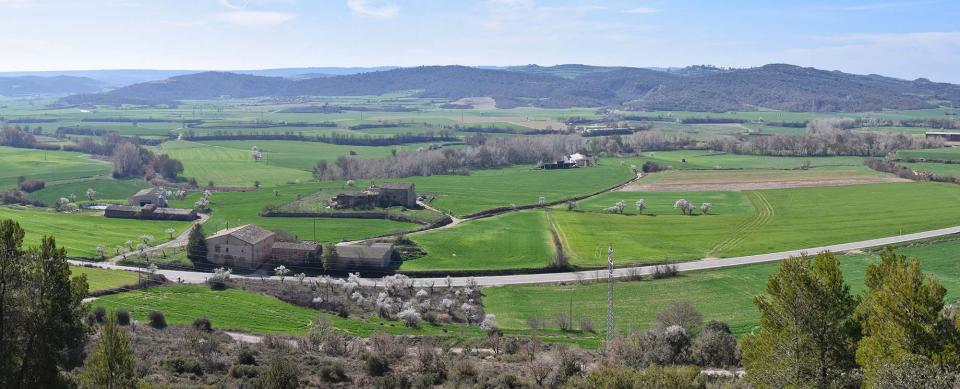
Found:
<box><xmin>707</xmin><ymin>191</ymin><xmax>774</xmax><ymax>256</ymax></box>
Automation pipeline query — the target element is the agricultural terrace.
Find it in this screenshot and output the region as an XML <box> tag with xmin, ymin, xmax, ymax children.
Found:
<box><xmin>630</xmin><ymin>150</ymin><xmax>869</xmax><ymax>170</ymax></box>
<box><xmin>627</xmin><ymin>166</ymin><xmax>901</xmax><ymax>191</ymax></box>
<box><xmin>0</xmin><ymin>206</ymin><xmax>191</xmax><ymax>258</ymax></box>
<box><xmin>483</xmin><ymin>236</ymin><xmax>960</xmax><ymax>337</ymax></box>
<box><xmin>92</xmin><ymin>285</ymin><xmax>482</xmax><ymax>337</ymax></box>
<box><xmin>0</xmin><ymin>146</ymin><xmax>111</xmax><ymax>189</ymax></box>
<box><xmin>168</xmin><ymin>183</ymin><xmax>419</xmax><ymax>243</ymax></box>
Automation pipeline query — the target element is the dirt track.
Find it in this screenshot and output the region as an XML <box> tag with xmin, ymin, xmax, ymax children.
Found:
<box><xmin>619</xmin><ymin>177</ymin><xmax>909</xmax><ymax>192</ymax></box>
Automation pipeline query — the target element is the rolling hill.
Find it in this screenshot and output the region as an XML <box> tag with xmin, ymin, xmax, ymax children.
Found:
<box><xmin>57</xmin><ymin>64</ymin><xmax>960</xmax><ymax>112</ymax></box>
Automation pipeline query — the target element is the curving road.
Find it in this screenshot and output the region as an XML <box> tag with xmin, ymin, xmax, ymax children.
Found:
<box><xmin>69</xmin><ymin>225</ymin><xmax>960</xmax><ymax>287</ymax></box>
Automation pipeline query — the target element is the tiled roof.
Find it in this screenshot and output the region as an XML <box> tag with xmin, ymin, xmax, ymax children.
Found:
<box><xmin>207</xmin><ymin>224</ymin><xmax>275</xmax><ymax>245</ymax></box>
<box><xmin>380</xmin><ymin>182</ymin><xmax>414</xmax><ymax>190</ymax></box>
<box><xmin>337</xmin><ymin>243</ymin><xmax>393</xmax><ymax>261</ymax></box>
<box><xmin>132</xmin><ymin>187</ymin><xmax>163</xmax><ymax>198</ymax></box>
<box><xmin>272</xmin><ymin>241</ymin><xmax>319</xmax><ymax>251</ymax></box>
<box><xmin>106</xmin><ymin>204</ymin><xmax>139</xmax><ymax>212</ymax></box>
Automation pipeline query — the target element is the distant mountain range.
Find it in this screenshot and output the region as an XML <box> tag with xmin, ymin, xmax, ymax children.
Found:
<box><xmin>43</xmin><ymin>64</ymin><xmax>960</xmax><ymax>112</ymax></box>
<box><xmin>0</xmin><ymin>67</ymin><xmax>398</xmax><ymax>87</ymax></box>
<box><xmin>0</xmin><ymin>75</ymin><xmax>107</xmax><ymax>97</ymax></box>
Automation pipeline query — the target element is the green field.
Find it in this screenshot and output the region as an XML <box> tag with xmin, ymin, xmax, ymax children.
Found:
<box><xmin>159</xmin><ymin>140</ymin><xmax>314</xmax><ymax>187</ymax></box>
<box><xmin>398</xmin><ymin>162</ymin><xmax>635</xmax><ymax>216</ymax></box>
<box><xmin>70</xmin><ymin>265</ymin><xmax>140</xmax><ymax>292</ymax></box>
<box><xmin>0</xmin><ymin>206</ymin><xmax>190</xmax><ymax>258</ymax></box>
<box><xmin>900</xmin><ymin>161</ymin><xmax>960</xmax><ymax>177</ymax></box>
<box><xmin>413</xmin><ymin>182</ymin><xmax>960</xmax><ymax>270</ymax></box>
<box><xmin>898</xmin><ymin>147</ymin><xmax>960</xmax><ymax>161</ymax></box>
<box><xmin>0</xmin><ymin>146</ymin><xmax>111</xmax><ymax>189</ymax></box>
<box><xmin>169</xmin><ymin>183</ymin><xmax>418</xmax><ymax>243</ymax></box>
<box><xmin>559</xmin><ymin>182</ymin><xmax>960</xmax><ymax>266</ymax></box>
<box><xmin>29</xmin><ymin>178</ymin><xmax>151</xmax><ymax>204</ymax></box>
<box><xmin>92</xmin><ymin>285</ymin><xmax>482</xmax><ymax>337</ymax></box>
<box><xmin>404</xmin><ymin>210</ymin><xmax>555</xmax><ymax>271</ymax></box>
<box><xmin>631</xmin><ymin>150</ymin><xmax>868</xmax><ymax>170</ymax></box>
<box><xmin>484</xmin><ymin>237</ymin><xmax>960</xmax><ymax>337</ymax></box>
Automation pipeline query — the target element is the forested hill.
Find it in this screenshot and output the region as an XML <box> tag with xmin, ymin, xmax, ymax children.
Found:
<box><xmin>58</xmin><ymin>64</ymin><xmax>960</xmax><ymax>112</ymax></box>
<box><xmin>0</xmin><ymin>75</ymin><xmax>106</xmax><ymax>96</ymax></box>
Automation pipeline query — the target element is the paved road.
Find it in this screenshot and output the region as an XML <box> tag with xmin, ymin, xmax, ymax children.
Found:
<box><xmin>69</xmin><ymin>225</ymin><xmax>960</xmax><ymax>287</ymax></box>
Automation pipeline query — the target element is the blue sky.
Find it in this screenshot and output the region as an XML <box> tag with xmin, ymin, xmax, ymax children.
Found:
<box><xmin>2</xmin><ymin>0</ymin><xmax>959</xmax><ymax>81</ymax></box>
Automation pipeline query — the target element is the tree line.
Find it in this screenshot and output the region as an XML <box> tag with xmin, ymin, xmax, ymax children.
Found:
<box><xmin>312</xmin><ymin>135</ymin><xmax>585</xmax><ymax>180</ymax></box>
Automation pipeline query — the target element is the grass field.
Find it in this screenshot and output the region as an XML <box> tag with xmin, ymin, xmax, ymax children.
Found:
<box><xmin>558</xmin><ymin>182</ymin><xmax>960</xmax><ymax>266</ymax></box>
<box><xmin>29</xmin><ymin>178</ymin><xmax>151</xmax><ymax>204</ymax></box>
<box><xmin>900</xmin><ymin>161</ymin><xmax>960</xmax><ymax>177</ymax></box>
<box><xmin>414</xmin><ymin>182</ymin><xmax>960</xmax><ymax>270</ymax></box>
<box><xmin>898</xmin><ymin>147</ymin><xmax>960</xmax><ymax>161</ymax></box>
<box><xmin>403</xmin><ymin>211</ymin><xmax>555</xmax><ymax>271</ymax></box>
<box><xmin>183</xmin><ymin>140</ymin><xmax>430</xmax><ymax>171</ymax></box>
<box><xmin>169</xmin><ymin>184</ymin><xmax>419</xmax><ymax>243</ymax></box>
<box><xmin>631</xmin><ymin>150</ymin><xmax>869</xmax><ymax>170</ymax></box>
<box><xmin>70</xmin><ymin>265</ymin><xmax>140</xmax><ymax>291</ymax></box>
<box><xmin>0</xmin><ymin>146</ymin><xmax>111</xmax><ymax>189</ymax></box>
<box><xmin>0</xmin><ymin>206</ymin><xmax>190</xmax><ymax>258</ymax></box>
<box><xmin>484</xmin><ymin>237</ymin><xmax>960</xmax><ymax>337</ymax></box>
<box><xmin>92</xmin><ymin>285</ymin><xmax>482</xmax><ymax>337</ymax></box>
<box><xmin>159</xmin><ymin>140</ymin><xmax>314</xmax><ymax>187</ymax></box>
<box><xmin>629</xmin><ymin>165</ymin><xmax>894</xmax><ymax>190</ymax></box>
<box><xmin>399</xmin><ymin>162</ymin><xmax>635</xmax><ymax>216</ymax></box>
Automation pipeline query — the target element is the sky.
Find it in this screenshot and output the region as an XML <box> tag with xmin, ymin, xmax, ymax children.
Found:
<box><xmin>1</xmin><ymin>0</ymin><xmax>959</xmax><ymax>82</ymax></box>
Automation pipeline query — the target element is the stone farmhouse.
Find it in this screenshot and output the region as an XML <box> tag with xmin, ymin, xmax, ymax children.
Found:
<box><xmin>204</xmin><ymin>224</ymin><xmax>393</xmax><ymax>271</ymax></box>
<box><xmin>205</xmin><ymin>224</ymin><xmax>276</xmax><ymax>268</ymax></box>
<box><xmin>330</xmin><ymin>182</ymin><xmax>417</xmax><ymax>210</ymax></box>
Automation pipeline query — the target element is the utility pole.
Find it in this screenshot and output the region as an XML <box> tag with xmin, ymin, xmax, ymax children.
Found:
<box><xmin>606</xmin><ymin>244</ymin><xmax>615</xmax><ymax>341</ymax></box>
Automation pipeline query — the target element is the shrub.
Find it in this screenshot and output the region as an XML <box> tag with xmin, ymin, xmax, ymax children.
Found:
<box><xmin>651</xmin><ymin>264</ymin><xmax>679</xmax><ymax>279</ymax></box>
<box><xmin>653</xmin><ymin>300</ymin><xmax>702</xmax><ymax>333</ymax></box>
<box><xmin>192</xmin><ymin>317</ymin><xmax>213</xmax><ymax>332</ymax></box>
<box><xmin>237</xmin><ymin>346</ymin><xmax>258</xmax><ymax>366</ymax></box>
<box><xmin>17</xmin><ymin>179</ymin><xmax>45</xmax><ymax>193</ymax></box>
<box><xmin>255</xmin><ymin>356</ymin><xmax>300</xmax><ymax>389</ymax></box>
<box><xmin>448</xmin><ymin>359</ymin><xmax>477</xmax><ymax>383</ymax></box>
<box><xmin>691</xmin><ymin>322</ymin><xmax>740</xmax><ymax>368</ymax></box>
<box><xmin>579</xmin><ymin>316</ymin><xmax>595</xmax><ymax>333</ymax></box>
<box><xmin>555</xmin><ymin>311</ymin><xmax>572</xmax><ymax>331</ymax></box>
<box><xmin>366</xmin><ymin>354</ymin><xmax>391</xmax><ymax>377</ymax></box>
<box><xmin>92</xmin><ymin>306</ymin><xmax>107</xmax><ymax>324</ymax></box>
<box><xmin>318</xmin><ymin>360</ymin><xmax>349</xmax><ymax>383</ymax></box>
<box><xmin>164</xmin><ymin>357</ymin><xmax>203</xmax><ymax>375</ymax></box>
<box><xmin>116</xmin><ymin>309</ymin><xmax>131</xmax><ymax>326</ymax></box>
<box><xmin>372</xmin><ymin>374</ymin><xmax>411</xmax><ymax>389</ymax></box>
<box><xmin>229</xmin><ymin>364</ymin><xmax>258</xmax><ymax>379</ymax></box>
<box><xmin>148</xmin><ymin>310</ymin><xmax>167</xmax><ymax>329</ymax></box>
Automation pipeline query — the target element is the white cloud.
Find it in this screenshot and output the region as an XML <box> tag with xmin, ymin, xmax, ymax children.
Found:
<box><xmin>346</xmin><ymin>0</ymin><xmax>399</xmax><ymax>19</ymax></box>
<box><xmin>623</xmin><ymin>7</ymin><xmax>659</xmax><ymax>14</ymax></box>
<box><xmin>212</xmin><ymin>10</ymin><xmax>295</xmax><ymax>27</ymax></box>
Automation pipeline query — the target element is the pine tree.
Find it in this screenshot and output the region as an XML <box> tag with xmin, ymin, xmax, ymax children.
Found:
<box><xmin>741</xmin><ymin>252</ymin><xmax>859</xmax><ymax>388</ymax></box>
<box><xmin>0</xmin><ymin>221</ymin><xmax>88</xmax><ymax>388</ymax></box>
<box><xmin>81</xmin><ymin>314</ymin><xmax>137</xmax><ymax>389</ymax></box>
<box><xmin>855</xmin><ymin>247</ymin><xmax>960</xmax><ymax>385</ymax></box>
<box><xmin>186</xmin><ymin>224</ymin><xmax>207</xmax><ymax>264</ymax></box>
